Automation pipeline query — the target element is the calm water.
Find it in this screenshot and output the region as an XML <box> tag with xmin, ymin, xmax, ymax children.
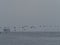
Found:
<box><xmin>0</xmin><ymin>32</ymin><xmax>60</xmax><ymax>45</ymax></box>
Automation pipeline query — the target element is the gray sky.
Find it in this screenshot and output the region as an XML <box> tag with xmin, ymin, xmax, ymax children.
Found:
<box><xmin>0</xmin><ymin>0</ymin><xmax>60</xmax><ymax>26</ymax></box>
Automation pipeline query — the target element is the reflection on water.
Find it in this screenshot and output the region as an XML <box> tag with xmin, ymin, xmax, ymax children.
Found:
<box><xmin>0</xmin><ymin>32</ymin><xmax>60</xmax><ymax>45</ymax></box>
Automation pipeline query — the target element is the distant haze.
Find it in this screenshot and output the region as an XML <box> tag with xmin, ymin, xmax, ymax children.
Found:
<box><xmin>0</xmin><ymin>0</ymin><xmax>60</xmax><ymax>26</ymax></box>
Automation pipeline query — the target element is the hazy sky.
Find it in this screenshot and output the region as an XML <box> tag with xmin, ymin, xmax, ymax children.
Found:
<box><xmin>0</xmin><ymin>0</ymin><xmax>60</xmax><ymax>26</ymax></box>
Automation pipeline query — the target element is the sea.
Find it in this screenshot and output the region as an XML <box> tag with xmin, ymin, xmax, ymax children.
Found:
<box><xmin>0</xmin><ymin>32</ymin><xmax>60</xmax><ymax>45</ymax></box>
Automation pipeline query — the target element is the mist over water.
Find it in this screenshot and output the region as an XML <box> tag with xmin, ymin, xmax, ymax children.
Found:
<box><xmin>0</xmin><ymin>0</ymin><xmax>60</xmax><ymax>45</ymax></box>
<box><xmin>0</xmin><ymin>0</ymin><xmax>60</xmax><ymax>26</ymax></box>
